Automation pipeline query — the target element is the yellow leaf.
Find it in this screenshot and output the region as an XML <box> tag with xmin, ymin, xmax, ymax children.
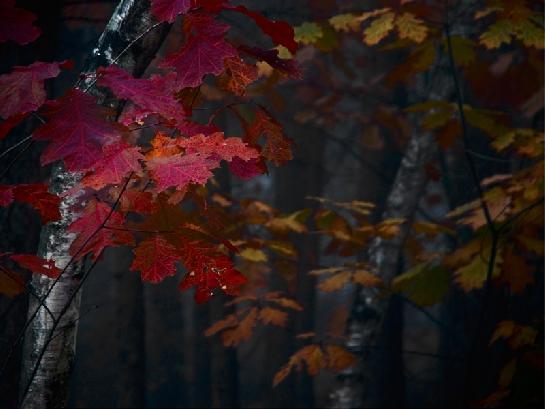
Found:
<box><xmin>352</xmin><ymin>270</ymin><xmax>383</xmax><ymax>287</ymax></box>
<box><xmin>376</xmin><ymin>218</ymin><xmax>405</xmax><ymax>238</ymax></box>
<box><xmin>395</xmin><ymin>12</ymin><xmax>428</xmax><ymax>43</ymax></box>
<box><xmin>474</xmin><ymin>7</ymin><xmax>502</xmax><ymax>20</ymax></box>
<box><xmin>221</xmin><ymin>307</ymin><xmax>258</xmax><ymax>347</ymax></box>
<box><xmin>259</xmin><ymin>307</ymin><xmax>288</xmax><ymax>327</ymax></box>
<box><xmin>275</xmin><ymin>45</ymin><xmax>293</xmax><ymax>59</ymax></box>
<box><xmin>464</xmin><ymin>106</ymin><xmax>509</xmax><ymax>138</ymax></box>
<box><xmin>404</xmin><ymin>100</ymin><xmax>451</xmax><ymax>113</ymax></box>
<box><xmin>490</xmin><ymin>320</ymin><xmax>516</xmax><ymax>345</ymax></box>
<box><xmin>308</xmin><ymin>266</ymin><xmax>344</xmax><ymax>276</ymax></box>
<box><xmin>296</xmin><ymin>332</ymin><xmax>316</xmax><ymax>339</ymax></box>
<box><xmin>455</xmin><ymin>187</ymin><xmax>511</xmax><ymax>230</ymax></box>
<box><xmin>514</xmin><ymin>18</ymin><xmax>544</xmax><ymax>49</ymax></box>
<box><xmin>325</xmin><ymin>345</ymin><xmax>357</xmax><ymax>372</ymax></box>
<box><xmin>239</xmin><ymin>248</ymin><xmax>268</xmax><ymax>262</ymax></box>
<box><xmin>359</xmin><ymin>8</ymin><xmax>391</xmax><ymax>23</ymax></box>
<box><xmin>225</xmin><ymin>295</ymin><xmax>258</xmax><ymax>307</ymax></box>
<box><xmin>329</xmin><ymin>13</ymin><xmax>362</xmax><ymax>32</ymax></box>
<box><xmin>265</xmin><ymin>210</ymin><xmax>309</xmax><ymax>234</ymax></box>
<box><xmin>363</xmin><ymin>12</ymin><xmax>395</xmax><ymax>46</ymax></box>
<box><xmin>294</xmin><ymin>22</ymin><xmax>323</xmax><ymax>45</ymax></box>
<box><xmin>480</xmin><ymin>20</ymin><xmax>513</xmax><ymax>49</ymax></box>
<box><xmin>498</xmin><ymin>358</ymin><xmax>517</xmax><ymax>388</ymax></box>
<box><xmin>454</xmin><ymin>245</ymin><xmax>503</xmax><ymax>292</ymax></box>
<box><xmin>317</xmin><ymin>271</ymin><xmax>352</xmax><ymax>292</ymax></box>
<box><xmin>273</xmin><ymin>365</ymin><xmax>292</xmax><ymax>387</ymax></box>
<box><xmin>447</xmin><ymin>36</ymin><xmax>476</xmax><ymax>67</ymax></box>
<box><xmin>422</xmin><ymin>109</ymin><xmax>454</xmax><ymax>130</ymax></box>
<box><xmin>273</xmin><ymin>345</ymin><xmax>325</xmax><ymax>386</ymax></box>
<box><xmin>302</xmin><ymin>345</ymin><xmax>325</xmax><ymax>375</ymax></box>
<box><xmin>393</xmin><ymin>263</ymin><xmax>449</xmax><ymax>306</ymax></box>
<box><xmin>266</xmin><ymin>295</ymin><xmax>303</xmax><ymax>311</ymax></box>
<box><xmin>388</xmin><ymin>40</ymin><xmax>436</xmax><ymax>84</ymax></box>
<box><xmin>267</xmin><ymin>240</ymin><xmax>297</xmax><ymax>258</ymax></box>
<box><xmin>478</xmin><ymin>389</ymin><xmax>510</xmax><ymax>408</ymax></box>
<box><xmin>412</xmin><ymin>221</ymin><xmax>456</xmax><ymax>236</ymax></box>
<box><xmin>210</xmin><ymin>193</ymin><xmax>232</xmax><ymax>207</ymax></box>
<box><xmin>205</xmin><ymin>314</ymin><xmax>238</xmax><ymax>337</ymax></box>
<box><xmin>444</xmin><ymin>239</ymin><xmax>481</xmax><ymax>269</ymax></box>
<box><xmin>500</xmin><ymin>246</ymin><xmax>534</xmax><ymax>294</ymax></box>
<box><xmin>256</xmin><ymin>61</ymin><xmax>274</xmax><ymax>77</ymax></box>
<box><xmin>509</xmin><ymin>326</ymin><xmax>537</xmax><ymax>349</ymax></box>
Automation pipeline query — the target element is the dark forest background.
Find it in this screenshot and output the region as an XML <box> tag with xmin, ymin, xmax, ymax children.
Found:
<box><xmin>0</xmin><ymin>0</ymin><xmax>543</xmax><ymax>408</ymax></box>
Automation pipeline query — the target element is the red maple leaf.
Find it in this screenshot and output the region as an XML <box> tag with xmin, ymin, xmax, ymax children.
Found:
<box><xmin>151</xmin><ymin>0</ymin><xmax>192</xmax><ymax>23</ymax></box>
<box><xmin>0</xmin><ymin>61</ymin><xmax>72</xmax><ymax>119</ymax></box>
<box><xmin>175</xmin><ymin>121</ymin><xmax>220</xmax><ymax>137</ymax></box>
<box><xmin>0</xmin><ymin>184</ymin><xmax>60</xmax><ymax>223</ymax></box>
<box><xmin>0</xmin><ymin>185</ymin><xmax>14</xmax><ymax>206</ymax></box>
<box><xmin>160</xmin><ymin>21</ymin><xmax>237</xmax><ymax>88</ymax></box>
<box><xmin>10</xmin><ymin>254</ymin><xmax>61</xmax><ymax>278</ymax></box>
<box><xmin>182</xmin><ymin>11</ymin><xmax>230</xmax><ymax>37</ymax></box>
<box><xmin>178</xmin><ymin>132</ymin><xmax>259</xmax><ymax>161</ymax></box>
<box><xmin>227</xmin><ymin>5</ymin><xmax>297</xmax><ymax>54</ymax></box>
<box><xmin>0</xmin><ymin>113</ymin><xmax>27</xmax><ymax>140</ymax></box>
<box><xmin>33</xmin><ymin>89</ymin><xmax>123</xmax><ymax>171</ymax></box>
<box><xmin>219</xmin><ymin>56</ymin><xmax>258</xmax><ymax>96</ymax></box>
<box><xmin>130</xmin><ymin>235</ymin><xmax>179</xmax><ymax>283</ymax></box>
<box><xmin>248</xmin><ymin>109</ymin><xmax>293</xmax><ymax>166</ymax></box>
<box><xmin>239</xmin><ymin>46</ymin><xmax>301</xmax><ymax>78</ymax></box>
<box><xmin>229</xmin><ymin>157</ymin><xmax>267</xmax><ymax>180</ymax></box>
<box><xmin>81</xmin><ymin>141</ymin><xmax>143</xmax><ymax>190</ymax></box>
<box><xmin>97</xmin><ymin>66</ymin><xmax>184</xmax><ymax>122</ymax></box>
<box><xmin>12</xmin><ymin>184</ymin><xmax>61</xmax><ymax>223</ymax></box>
<box><xmin>68</xmin><ymin>200</ymin><xmax>133</xmax><ymax>260</ymax></box>
<box><xmin>178</xmin><ymin>239</ymin><xmax>247</xmax><ymax>303</ymax></box>
<box><xmin>115</xmin><ymin>189</ymin><xmax>157</xmax><ymax>214</ymax></box>
<box><xmin>0</xmin><ymin>0</ymin><xmax>41</xmax><ymax>45</ymax></box>
<box><xmin>148</xmin><ymin>153</ymin><xmax>219</xmax><ymax>192</ymax></box>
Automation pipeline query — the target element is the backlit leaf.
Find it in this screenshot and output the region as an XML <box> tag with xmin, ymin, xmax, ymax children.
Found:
<box><xmin>34</xmin><ymin>89</ymin><xmax>123</xmax><ymax>171</ymax></box>
<box><xmin>393</xmin><ymin>262</ymin><xmax>448</xmax><ymax>306</ymax></box>
<box><xmin>130</xmin><ymin>235</ymin><xmax>179</xmax><ymax>283</ymax></box>
<box><xmin>0</xmin><ymin>0</ymin><xmax>41</xmax><ymax>45</ymax></box>
<box><xmin>258</xmin><ymin>307</ymin><xmax>288</xmax><ymax>327</ymax></box>
<box><xmin>363</xmin><ymin>12</ymin><xmax>395</xmax><ymax>46</ymax></box>
<box><xmin>395</xmin><ymin>12</ymin><xmax>428</xmax><ymax>43</ymax></box>
<box><xmin>294</xmin><ymin>22</ymin><xmax>323</xmax><ymax>45</ymax></box>
<box><xmin>0</xmin><ymin>61</ymin><xmax>71</xmax><ymax>119</ymax></box>
<box><xmin>10</xmin><ymin>254</ymin><xmax>61</xmax><ymax>278</ymax></box>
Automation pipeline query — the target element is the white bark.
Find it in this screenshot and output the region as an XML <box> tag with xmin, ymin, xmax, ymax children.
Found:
<box><xmin>20</xmin><ymin>1</ymin><xmax>170</xmax><ymax>407</ymax></box>
<box><xmin>330</xmin><ymin>59</ymin><xmax>453</xmax><ymax>408</ymax></box>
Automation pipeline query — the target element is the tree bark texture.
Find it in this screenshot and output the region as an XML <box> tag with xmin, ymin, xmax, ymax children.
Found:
<box><xmin>20</xmin><ymin>2</ymin><xmax>170</xmax><ymax>408</ymax></box>
<box><xmin>330</xmin><ymin>62</ymin><xmax>452</xmax><ymax>408</ymax></box>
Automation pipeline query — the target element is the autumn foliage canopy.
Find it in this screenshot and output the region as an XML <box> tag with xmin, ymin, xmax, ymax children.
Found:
<box><xmin>0</xmin><ymin>0</ymin><xmax>543</xmax><ymax>407</ymax></box>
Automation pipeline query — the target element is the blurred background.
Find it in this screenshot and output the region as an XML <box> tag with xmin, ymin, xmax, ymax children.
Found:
<box><xmin>0</xmin><ymin>0</ymin><xmax>543</xmax><ymax>408</ymax></box>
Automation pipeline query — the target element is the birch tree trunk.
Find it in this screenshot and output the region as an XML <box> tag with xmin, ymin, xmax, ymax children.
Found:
<box><xmin>20</xmin><ymin>2</ymin><xmax>170</xmax><ymax>407</ymax></box>
<box><xmin>330</xmin><ymin>63</ymin><xmax>452</xmax><ymax>408</ymax></box>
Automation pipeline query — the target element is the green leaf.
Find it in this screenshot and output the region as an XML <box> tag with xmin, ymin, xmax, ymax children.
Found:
<box><xmin>392</xmin><ymin>262</ymin><xmax>449</xmax><ymax>306</ymax></box>
<box><xmin>294</xmin><ymin>22</ymin><xmax>323</xmax><ymax>45</ymax></box>
<box><xmin>446</xmin><ymin>36</ymin><xmax>476</xmax><ymax>66</ymax></box>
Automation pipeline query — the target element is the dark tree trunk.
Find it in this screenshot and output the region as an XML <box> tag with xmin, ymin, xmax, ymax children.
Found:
<box><xmin>209</xmin><ymin>165</ymin><xmax>239</xmax><ymax>409</ymax></box>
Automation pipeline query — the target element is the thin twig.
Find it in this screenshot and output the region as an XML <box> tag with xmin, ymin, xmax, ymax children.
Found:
<box><xmin>82</xmin><ymin>21</ymin><xmax>164</xmax><ymax>93</ymax></box>
<box><xmin>0</xmin><ymin>173</ymin><xmax>133</xmax><ymax>381</ymax></box>
<box><xmin>19</xmin><ymin>251</ymin><xmax>104</xmax><ymax>405</ymax></box>
<box><xmin>0</xmin><ymin>135</ymin><xmax>32</xmax><ymax>160</ymax></box>
<box><xmin>444</xmin><ymin>6</ymin><xmax>502</xmax><ymax>403</ymax></box>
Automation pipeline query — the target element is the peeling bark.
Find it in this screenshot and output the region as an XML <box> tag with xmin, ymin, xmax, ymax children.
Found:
<box><xmin>20</xmin><ymin>2</ymin><xmax>170</xmax><ymax>408</ymax></box>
